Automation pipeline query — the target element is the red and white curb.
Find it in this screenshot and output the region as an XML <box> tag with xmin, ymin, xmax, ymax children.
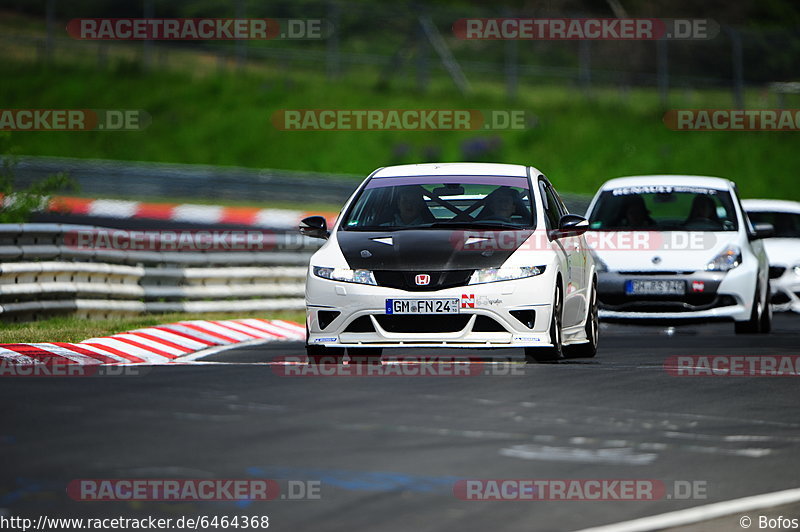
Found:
<box><xmin>48</xmin><ymin>196</ymin><xmax>337</xmax><ymax>230</ymax></box>
<box><xmin>0</xmin><ymin>319</ymin><xmax>305</xmax><ymax>366</ymax></box>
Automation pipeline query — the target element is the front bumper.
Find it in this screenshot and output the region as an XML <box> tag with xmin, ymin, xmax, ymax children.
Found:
<box><xmin>306</xmin><ymin>273</ymin><xmax>557</xmax><ymax>348</ymax></box>
<box><xmin>597</xmin><ymin>269</ymin><xmax>752</xmax><ymax>322</ymax></box>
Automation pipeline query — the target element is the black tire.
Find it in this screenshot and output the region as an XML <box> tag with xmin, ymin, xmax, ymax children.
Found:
<box><xmin>347</xmin><ymin>347</ymin><xmax>383</xmax><ymax>365</ymax></box>
<box><xmin>525</xmin><ymin>283</ymin><xmax>564</xmax><ymax>363</ymax></box>
<box><xmin>759</xmin><ymin>281</ymin><xmax>772</xmax><ymax>334</ymax></box>
<box><xmin>564</xmin><ymin>278</ymin><xmax>599</xmax><ymax>359</ymax></box>
<box><xmin>305</xmin><ymin>344</ymin><xmax>345</xmax><ymax>365</ymax></box>
<box><xmin>735</xmin><ymin>285</ymin><xmax>763</xmax><ymax>334</ymax></box>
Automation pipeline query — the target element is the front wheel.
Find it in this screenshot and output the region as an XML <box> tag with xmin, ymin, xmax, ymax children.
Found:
<box><xmin>347</xmin><ymin>347</ymin><xmax>383</xmax><ymax>365</ymax></box>
<box><xmin>759</xmin><ymin>281</ymin><xmax>772</xmax><ymax>334</ymax></box>
<box><xmin>525</xmin><ymin>284</ymin><xmax>564</xmax><ymax>363</ymax></box>
<box><xmin>735</xmin><ymin>285</ymin><xmax>764</xmax><ymax>334</ymax></box>
<box><xmin>306</xmin><ymin>344</ymin><xmax>345</xmax><ymax>365</ymax></box>
<box><xmin>564</xmin><ymin>278</ymin><xmax>599</xmax><ymax>359</ymax></box>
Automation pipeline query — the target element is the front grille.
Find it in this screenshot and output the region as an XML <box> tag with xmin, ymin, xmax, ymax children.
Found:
<box><xmin>772</xmin><ymin>292</ymin><xmax>792</xmax><ymax>305</ymax></box>
<box><xmin>343</xmin><ymin>316</ymin><xmax>375</xmax><ymax>332</ymax></box>
<box><xmin>318</xmin><ymin>311</ymin><xmax>340</xmax><ymax>330</ymax></box>
<box><xmin>374</xmin><ymin>314</ymin><xmax>471</xmax><ymax>333</ymax></box>
<box><xmin>473</xmin><ymin>315</ymin><xmax>507</xmax><ymax>332</ymax></box>
<box><xmin>509</xmin><ymin>309</ymin><xmax>536</xmax><ymax>329</ymax></box>
<box><xmin>617</xmin><ymin>271</ymin><xmax>694</xmax><ymax>275</ymax></box>
<box><xmin>599</xmin><ymin>294</ymin><xmax>736</xmax><ymax>313</ymax></box>
<box><xmin>601</xmin><ymin>293</ymin><xmax>717</xmax><ymax>306</ymax></box>
<box><xmin>769</xmin><ymin>266</ymin><xmax>787</xmax><ymax>279</ymax></box>
<box><xmin>373</xmin><ymin>270</ymin><xmax>473</xmax><ymax>292</ymax></box>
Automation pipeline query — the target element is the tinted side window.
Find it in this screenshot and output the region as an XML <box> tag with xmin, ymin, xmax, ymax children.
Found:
<box><xmin>539</xmin><ymin>180</ymin><xmax>562</xmax><ymax>230</ymax></box>
<box><xmin>551</xmin><ymin>187</ymin><xmax>570</xmax><ymax>217</ymax></box>
<box><xmin>732</xmin><ymin>185</ymin><xmax>755</xmax><ymax>235</ymax></box>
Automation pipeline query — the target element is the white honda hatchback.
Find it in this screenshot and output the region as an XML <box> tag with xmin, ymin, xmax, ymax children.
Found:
<box><xmin>300</xmin><ymin>163</ymin><xmax>598</xmax><ymax>364</ymax></box>
<box><xmin>585</xmin><ymin>175</ymin><xmax>773</xmax><ymax>333</ymax></box>
<box><xmin>743</xmin><ymin>199</ymin><xmax>800</xmax><ymax>313</ymax></box>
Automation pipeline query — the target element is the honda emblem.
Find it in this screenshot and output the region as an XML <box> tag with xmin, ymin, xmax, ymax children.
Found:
<box><xmin>415</xmin><ymin>274</ymin><xmax>431</xmax><ymax>286</ymax></box>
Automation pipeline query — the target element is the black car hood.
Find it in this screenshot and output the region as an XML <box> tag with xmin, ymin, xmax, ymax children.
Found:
<box><xmin>336</xmin><ymin>229</ymin><xmax>534</xmax><ymax>271</ymax></box>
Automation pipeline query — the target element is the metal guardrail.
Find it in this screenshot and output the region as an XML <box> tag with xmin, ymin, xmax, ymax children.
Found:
<box><xmin>0</xmin><ymin>224</ymin><xmax>316</xmax><ymax>321</ymax></box>
<box><xmin>11</xmin><ymin>155</ymin><xmax>362</xmax><ymax>206</ymax></box>
<box><xmin>11</xmin><ymin>155</ymin><xmax>592</xmax><ymax>216</ymax></box>
<box><xmin>2</xmin><ymin>194</ymin><xmax>603</xmax><ymax>321</ymax></box>
<box><xmin>1</xmin><ymin>168</ymin><xmax>593</xmax><ymax>321</ymax></box>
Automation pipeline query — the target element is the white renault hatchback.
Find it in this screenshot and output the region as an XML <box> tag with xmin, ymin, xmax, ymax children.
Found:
<box><xmin>743</xmin><ymin>199</ymin><xmax>800</xmax><ymax>313</ymax></box>
<box><xmin>585</xmin><ymin>175</ymin><xmax>773</xmax><ymax>333</ymax></box>
<box><xmin>300</xmin><ymin>163</ymin><xmax>598</xmax><ymax>364</ymax></box>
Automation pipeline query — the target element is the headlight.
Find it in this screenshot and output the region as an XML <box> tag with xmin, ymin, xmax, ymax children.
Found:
<box><xmin>313</xmin><ymin>266</ymin><xmax>376</xmax><ymax>285</ymax></box>
<box><xmin>705</xmin><ymin>245</ymin><xmax>742</xmax><ymax>271</ymax></box>
<box><xmin>793</xmin><ymin>265</ymin><xmax>800</xmax><ymax>277</ymax></box>
<box><xmin>468</xmin><ymin>266</ymin><xmax>546</xmax><ymax>285</ymax></box>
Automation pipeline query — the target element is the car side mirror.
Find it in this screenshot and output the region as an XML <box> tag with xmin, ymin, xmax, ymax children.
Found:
<box><xmin>300</xmin><ymin>216</ymin><xmax>329</xmax><ymax>240</ymax></box>
<box><xmin>555</xmin><ymin>214</ymin><xmax>589</xmax><ymax>238</ymax></box>
<box><xmin>751</xmin><ymin>222</ymin><xmax>774</xmax><ymax>240</ymax></box>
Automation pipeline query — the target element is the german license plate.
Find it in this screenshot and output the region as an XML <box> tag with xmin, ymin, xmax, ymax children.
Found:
<box><xmin>385</xmin><ymin>298</ymin><xmax>460</xmax><ymax>314</ymax></box>
<box><xmin>625</xmin><ymin>280</ymin><xmax>686</xmax><ymax>295</ymax></box>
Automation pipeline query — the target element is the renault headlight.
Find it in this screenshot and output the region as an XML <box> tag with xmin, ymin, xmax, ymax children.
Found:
<box><xmin>469</xmin><ymin>266</ymin><xmax>546</xmax><ymax>285</ymax></box>
<box><xmin>313</xmin><ymin>266</ymin><xmax>376</xmax><ymax>285</ymax></box>
<box><xmin>793</xmin><ymin>265</ymin><xmax>800</xmax><ymax>277</ymax></box>
<box><xmin>705</xmin><ymin>245</ymin><xmax>742</xmax><ymax>272</ymax></box>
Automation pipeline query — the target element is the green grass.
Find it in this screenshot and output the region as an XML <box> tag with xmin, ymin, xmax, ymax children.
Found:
<box><xmin>3</xmin><ymin>58</ymin><xmax>800</xmax><ymax>202</ymax></box>
<box><xmin>0</xmin><ymin>311</ymin><xmax>305</xmax><ymax>344</ymax></box>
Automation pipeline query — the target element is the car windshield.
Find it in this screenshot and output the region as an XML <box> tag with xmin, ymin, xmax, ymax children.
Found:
<box><xmin>341</xmin><ymin>175</ymin><xmax>536</xmax><ymax>231</ymax></box>
<box><xmin>747</xmin><ymin>211</ymin><xmax>800</xmax><ymax>238</ymax></box>
<box><xmin>588</xmin><ymin>186</ymin><xmax>739</xmax><ymax>231</ymax></box>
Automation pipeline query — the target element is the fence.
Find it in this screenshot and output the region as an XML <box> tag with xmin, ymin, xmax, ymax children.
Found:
<box><xmin>6</xmin><ymin>0</ymin><xmax>800</xmax><ymax>104</ymax></box>
<box><xmin>0</xmin><ymin>223</ymin><xmax>319</xmax><ymax>322</ymax></box>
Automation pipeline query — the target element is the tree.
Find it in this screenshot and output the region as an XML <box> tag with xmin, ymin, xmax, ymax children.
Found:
<box><xmin>0</xmin><ymin>133</ymin><xmax>76</xmax><ymax>223</ymax></box>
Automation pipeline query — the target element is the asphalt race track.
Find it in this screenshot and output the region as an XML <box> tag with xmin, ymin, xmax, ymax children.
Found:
<box><xmin>2</xmin><ymin>316</ymin><xmax>799</xmax><ymax>531</ymax></box>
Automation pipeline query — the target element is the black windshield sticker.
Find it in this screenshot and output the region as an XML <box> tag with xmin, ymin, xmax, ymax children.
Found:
<box><xmin>611</xmin><ymin>185</ymin><xmax>719</xmax><ymax>196</ymax></box>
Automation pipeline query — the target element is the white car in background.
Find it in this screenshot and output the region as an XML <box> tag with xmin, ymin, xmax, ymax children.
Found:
<box><xmin>584</xmin><ymin>175</ymin><xmax>773</xmax><ymax>334</ymax></box>
<box><xmin>300</xmin><ymin>162</ymin><xmax>598</xmax><ymax>364</ymax></box>
<box><xmin>743</xmin><ymin>199</ymin><xmax>800</xmax><ymax>313</ymax></box>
